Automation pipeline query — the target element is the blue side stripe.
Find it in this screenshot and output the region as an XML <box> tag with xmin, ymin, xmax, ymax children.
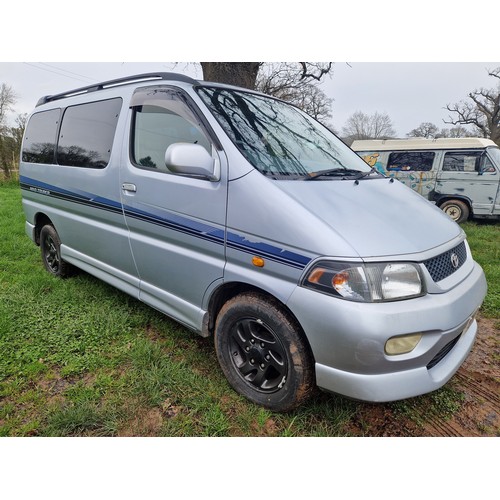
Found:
<box><xmin>226</xmin><ymin>233</ymin><xmax>310</xmax><ymax>269</ymax></box>
<box><xmin>20</xmin><ymin>176</ymin><xmax>311</xmax><ymax>269</ymax></box>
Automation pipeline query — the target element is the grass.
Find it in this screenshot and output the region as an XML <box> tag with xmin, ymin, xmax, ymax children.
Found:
<box><xmin>0</xmin><ymin>181</ymin><xmax>498</xmax><ymax>436</ymax></box>
<box><xmin>462</xmin><ymin>221</ymin><xmax>500</xmax><ymax>320</ymax></box>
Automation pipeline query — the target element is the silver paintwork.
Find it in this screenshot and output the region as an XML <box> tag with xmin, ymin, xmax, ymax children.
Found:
<box><xmin>19</xmin><ymin>75</ymin><xmax>487</xmax><ymax>402</ymax></box>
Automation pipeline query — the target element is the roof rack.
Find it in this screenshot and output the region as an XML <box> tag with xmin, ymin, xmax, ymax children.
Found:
<box><xmin>36</xmin><ymin>72</ymin><xmax>198</xmax><ymax>107</ymax></box>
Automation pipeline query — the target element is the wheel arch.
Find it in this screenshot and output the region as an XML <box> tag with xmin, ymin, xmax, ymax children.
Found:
<box><xmin>33</xmin><ymin>212</ymin><xmax>55</xmax><ymax>246</ymax></box>
<box><xmin>435</xmin><ymin>194</ymin><xmax>473</xmax><ymax>214</ymax></box>
<box><xmin>205</xmin><ymin>281</ymin><xmax>314</xmax><ymax>355</ymax></box>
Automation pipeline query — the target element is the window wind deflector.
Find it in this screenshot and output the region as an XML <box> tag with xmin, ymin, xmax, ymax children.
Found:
<box><xmin>304</xmin><ymin>168</ymin><xmax>366</xmax><ymax>180</ymax></box>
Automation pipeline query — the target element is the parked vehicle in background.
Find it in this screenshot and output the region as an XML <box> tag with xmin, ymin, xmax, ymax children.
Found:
<box><xmin>351</xmin><ymin>138</ymin><xmax>500</xmax><ymax>223</ymax></box>
<box><xmin>19</xmin><ymin>74</ymin><xmax>487</xmax><ymax>411</ymax></box>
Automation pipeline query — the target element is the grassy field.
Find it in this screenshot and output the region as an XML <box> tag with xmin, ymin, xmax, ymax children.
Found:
<box><xmin>0</xmin><ymin>181</ymin><xmax>498</xmax><ymax>436</ymax></box>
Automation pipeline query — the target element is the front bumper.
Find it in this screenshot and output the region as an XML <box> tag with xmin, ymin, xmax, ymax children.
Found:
<box><xmin>286</xmin><ymin>261</ymin><xmax>487</xmax><ymax>402</ymax></box>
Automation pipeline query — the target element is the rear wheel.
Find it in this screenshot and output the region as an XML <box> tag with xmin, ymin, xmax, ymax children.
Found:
<box><xmin>440</xmin><ymin>199</ymin><xmax>470</xmax><ymax>223</ymax></box>
<box><xmin>40</xmin><ymin>225</ymin><xmax>73</xmax><ymax>278</ymax></box>
<box><xmin>215</xmin><ymin>293</ymin><xmax>315</xmax><ymax>411</ymax></box>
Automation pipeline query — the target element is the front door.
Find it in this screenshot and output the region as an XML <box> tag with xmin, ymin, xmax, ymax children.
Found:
<box><xmin>120</xmin><ymin>86</ymin><xmax>227</xmax><ymax>331</ymax></box>
<box><xmin>436</xmin><ymin>150</ymin><xmax>499</xmax><ymax>216</ymax></box>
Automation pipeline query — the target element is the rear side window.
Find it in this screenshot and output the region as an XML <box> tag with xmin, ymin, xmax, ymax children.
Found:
<box><xmin>22</xmin><ymin>109</ymin><xmax>61</xmax><ymax>164</ymax></box>
<box><xmin>387</xmin><ymin>151</ymin><xmax>435</xmax><ymax>171</ymax></box>
<box><xmin>57</xmin><ymin>98</ymin><xmax>122</xmax><ymax>168</ymax></box>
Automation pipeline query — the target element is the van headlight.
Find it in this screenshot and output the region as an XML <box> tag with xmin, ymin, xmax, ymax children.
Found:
<box><xmin>302</xmin><ymin>261</ymin><xmax>424</xmax><ymax>302</ymax></box>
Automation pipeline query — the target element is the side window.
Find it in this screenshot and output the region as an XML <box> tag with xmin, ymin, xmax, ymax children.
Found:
<box><xmin>22</xmin><ymin>109</ymin><xmax>61</xmax><ymax>164</ymax></box>
<box><xmin>482</xmin><ymin>156</ymin><xmax>496</xmax><ymax>173</ymax></box>
<box><xmin>443</xmin><ymin>151</ymin><xmax>482</xmax><ymax>172</ymax></box>
<box><xmin>131</xmin><ymin>90</ymin><xmax>211</xmax><ymax>172</ymax></box>
<box><xmin>358</xmin><ymin>151</ymin><xmax>384</xmax><ymax>173</ymax></box>
<box><xmin>387</xmin><ymin>151</ymin><xmax>435</xmax><ymax>171</ymax></box>
<box><xmin>57</xmin><ymin>98</ymin><xmax>122</xmax><ymax>168</ymax></box>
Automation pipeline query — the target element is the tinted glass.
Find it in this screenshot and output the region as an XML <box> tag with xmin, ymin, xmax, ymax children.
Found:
<box><xmin>131</xmin><ymin>91</ymin><xmax>211</xmax><ymax>172</ymax></box>
<box><xmin>22</xmin><ymin>109</ymin><xmax>61</xmax><ymax>164</ymax></box>
<box><xmin>57</xmin><ymin>98</ymin><xmax>122</xmax><ymax>168</ymax></box>
<box><xmin>197</xmin><ymin>87</ymin><xmax>370</xmax><ymax>179</ymax></box>
<box><xmin>387</xmin><ymin>151</ymin><xmax>435</xmax><ymax>171</ymax></box>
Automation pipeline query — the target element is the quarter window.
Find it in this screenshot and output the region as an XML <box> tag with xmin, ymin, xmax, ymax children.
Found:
<box><xmin>387</xmin><ymin>151</ymin><xmax>435</xmax><ymax>171</ymax></box>
<box><xmin>57</xmin><ymin>98</ymin><xmax>122</xmax><ymax>168</ymax></box>
<box><xmin>22</xmin><ymin>109</ymin><xmax>61</xmax><ymax>164</ymax></box>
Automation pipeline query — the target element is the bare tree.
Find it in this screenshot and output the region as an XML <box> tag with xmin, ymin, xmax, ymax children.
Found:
<box><xmin>0</xmin><ymin>83</ymin><xmax>18</xmax><ymax>179</ymax></box>
<box><xmin>444</xmin><ymin>126</ymin><xmax>476</xmax><ymax>138</ymax></box>
<box><xmin>200</xmin><ymin>62</ymin><xmax>334</xmax><ymax>124</ymax></box>
<box><xmin>445</xmin><ymin>67</ymin><xmax>500</xmax><ymax>146</ymax></box>
<box><xmin>341</xmin><ymin>111</ymin><xmax>396</xmax><ymax>144</ymax></box>
<box><xmin>407</xmin><ymin>122</ymin><xmax>440</xmax><ymax>139</ymax></box>
<box><xmin>9</xmin><ymin>113</ymin><xmax>27</xmax><ymax>148</ymax></box>
<box><xmin>0</xmin><ymin>83</ymin><xmax>17</xmax><ymax>130</ymax></box>
<box><xmin>255</xmin><ymin>62</ymin><xmax>333</xmax><ymax>124</ymax></box>
<box><xmin>407</xmin><ymin>121</ymin><xmax>476</xmax><ymax>139</ymax></box>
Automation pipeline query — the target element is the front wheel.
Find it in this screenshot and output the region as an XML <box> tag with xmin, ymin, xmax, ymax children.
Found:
<box><xmin>40</xmin><ymin>225</ymin><xmax>74</xmax><ymax>278</ymax></box>
<box><xmin>440</xmin><ymin>199</ymin><xmax>470</xmax><ymax>223</ymax></box>
<box><xmin>215</xmin><ymin>293</ymin><xmax>315</xmax><ymax>412</ymax></box>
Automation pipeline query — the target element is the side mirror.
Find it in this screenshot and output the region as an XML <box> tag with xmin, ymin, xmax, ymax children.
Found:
<box><xmin>165</xmin><ymin>143</ymin><xmax>219</xmax><ymax>181</ymax></box>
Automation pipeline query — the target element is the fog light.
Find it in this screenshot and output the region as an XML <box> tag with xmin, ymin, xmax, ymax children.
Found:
<box><xmin>385</xmin><ymin>334</ymin><xmax>422</xmax><ymax>355</ymax></box>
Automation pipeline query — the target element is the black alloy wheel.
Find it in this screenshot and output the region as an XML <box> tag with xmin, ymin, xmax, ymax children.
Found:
<box><xmin>215</xmin><ymin>292</ymin><xmax>315</xmax><ymax>411</ymax></box>
<box><xmin>228</xmin><ymin>317</ymin><xmax>288</xmax><ymax>393</ymax></box>
<box><xmin>40</xmin><ymin>225</ymin><xmax>73</xmax><ymax>278</ymax></box>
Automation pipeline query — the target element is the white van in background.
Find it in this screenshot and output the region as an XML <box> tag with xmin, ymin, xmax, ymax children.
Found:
<box><xmin>351</xmin><ymin>138</ymin><xmax>500</xmax><ymax>223</ymax></box>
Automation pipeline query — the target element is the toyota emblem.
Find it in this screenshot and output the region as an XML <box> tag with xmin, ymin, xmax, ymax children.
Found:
<box><xmin>450</xmin><ymin>253</ymin><xmax>460</xmax><ymax>269</ymax></box>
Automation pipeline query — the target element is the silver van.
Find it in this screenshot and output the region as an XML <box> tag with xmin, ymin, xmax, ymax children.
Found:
<box><xmin>351</xmin><ymin>138</ymin><xmax>500</xmax><ymax>223</ymax></box>
<box><xmin>19</xmin><ymin>73</ymin><xmax>487</xmax><ymax>411</ymax></box>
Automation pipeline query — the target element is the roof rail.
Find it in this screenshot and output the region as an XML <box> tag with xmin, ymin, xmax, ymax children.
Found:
<box><xmin>36</xmin><ymin>72</ymin><xmax>199</xmax><ymax>107</ymax></box>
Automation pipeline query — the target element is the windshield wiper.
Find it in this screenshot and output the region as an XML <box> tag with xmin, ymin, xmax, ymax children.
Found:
<box><xmin>304</xmin><ymin>168</ymin><xmax>365</xmax><ymax>180</ymax></box>
<box><xmin>353</xmin><ymin>167</ymin><xmax>381</xmax><ymax>180</ymax></box>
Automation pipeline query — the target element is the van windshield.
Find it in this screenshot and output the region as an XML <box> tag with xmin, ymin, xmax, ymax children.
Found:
<box><xmin>196</xmin><ymin>86</ymin><xmax>372</xmax><ymax>179</ymax></box>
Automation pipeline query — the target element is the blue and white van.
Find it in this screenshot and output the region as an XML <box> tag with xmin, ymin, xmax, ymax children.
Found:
<box><xmin>19</xmin><ymin>73</ymin><xmax>487</xmax><ymax>410</ymax></box>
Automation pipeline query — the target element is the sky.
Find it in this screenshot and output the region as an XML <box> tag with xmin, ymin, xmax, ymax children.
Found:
<box><xmin>1</xmin><ymin>61</ymin><xmax>499</xmax><ymax>138</ymax></box>
<box><xmin>2</xmin><ymin>2</ymin><xmax>499</xmax><ymax>139</ymax></box>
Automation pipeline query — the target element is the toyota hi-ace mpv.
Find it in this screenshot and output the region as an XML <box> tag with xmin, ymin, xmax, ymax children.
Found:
<box><xmin>19</xmin><ymin>73</ymin><xmax>487</xmax><ymax>411</ymax></box>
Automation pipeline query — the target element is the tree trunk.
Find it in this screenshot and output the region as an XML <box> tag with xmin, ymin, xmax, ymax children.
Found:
<box><xmin>200</xmin><ymin>62</ymin><xmax>261</xmax><ymax>89</ymax></box>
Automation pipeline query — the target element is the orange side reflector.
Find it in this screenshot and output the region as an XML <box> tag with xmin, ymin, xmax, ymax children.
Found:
<box><xmin>252</xmin><ymin>256</ymin><xmax>265</xmax><ymax>268</ymax></box>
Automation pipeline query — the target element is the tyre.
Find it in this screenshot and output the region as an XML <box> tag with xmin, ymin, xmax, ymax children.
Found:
<box><xmin>40</xmin><ymin>225</ymin><xmax>73</xmax><ymax>278</ymax></box>
<box><xmin>215</xmin><ymin>292</ymin><xmax>315</xmax><ymax>411</ymax></box>
<box><xmin>440</xmin><ymin>199</ymin><xmax>470</xmax><ymax>224</ymax></box>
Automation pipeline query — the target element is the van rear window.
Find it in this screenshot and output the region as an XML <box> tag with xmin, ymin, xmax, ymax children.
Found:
<box><xmin>387</xmin><ymin>151</ymin><xmax>435</xmax><ymax>171</ymax></box>
<box><xmin>22</xmin><ymin>109</ymin><xmax>61</xmax><ymax>164</ymax></box>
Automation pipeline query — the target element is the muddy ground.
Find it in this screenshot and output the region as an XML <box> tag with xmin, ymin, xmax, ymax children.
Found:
<box><xmin>347</xmin><ymin>315</ymin><xmax>499</xmax><ymax>436</ymax></box>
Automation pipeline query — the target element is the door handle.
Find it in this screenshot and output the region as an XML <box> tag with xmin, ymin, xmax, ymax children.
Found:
<box><xmin>122</xmin><ymin>183</ymin><xmax>137</xmax><ymax>193</ymax></box>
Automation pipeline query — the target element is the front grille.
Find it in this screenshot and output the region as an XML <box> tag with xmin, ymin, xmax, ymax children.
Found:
<box><xmin>426</xmin><ymin>335</ymin><xmax>461</xmax><ymax>370</ymax></box>
<box><xmin>424</xmin><ymin>241</ymin><xmax>467</xmax><ymax>282</ymax></box>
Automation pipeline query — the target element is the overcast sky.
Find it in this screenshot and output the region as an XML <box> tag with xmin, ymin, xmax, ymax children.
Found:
<box><xmin>1</xmin><ymin>61</ymin><xmax>499</xmax><ymax>138</ymax></box>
